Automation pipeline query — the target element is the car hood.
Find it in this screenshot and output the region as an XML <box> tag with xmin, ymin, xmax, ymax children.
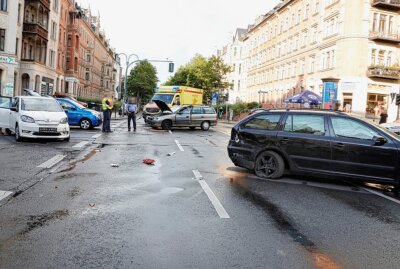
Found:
<box><xmin>21</xmin><ymin>111</ymin><xmax>67</xmax><ymax>123</ymax></box>
<box><xmin>153</xmin><ymin>100</ymin><xmax>172</xmax><ymax>113</ymax></box>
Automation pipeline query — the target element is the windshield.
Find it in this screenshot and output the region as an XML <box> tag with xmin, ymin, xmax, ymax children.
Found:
<box><xmin>21</xmin><ymin>98</ymin><xmax>64</xmax><ymax>112</ymax></box>
<box><xmin>171</xmin><ymin>106</ymin><xmax>181</xmax><ymax>113</ymax></box>
<box><xmin>152</xmin><ymin>94</ymin><xmax>175</xmax><ymax>105</ymax></box>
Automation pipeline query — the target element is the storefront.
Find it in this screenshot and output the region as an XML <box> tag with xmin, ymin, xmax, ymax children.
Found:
<box><xmin>365</xmin><ymin>84</ymin><xmax>391</xmax><ymax>118</ymax></box>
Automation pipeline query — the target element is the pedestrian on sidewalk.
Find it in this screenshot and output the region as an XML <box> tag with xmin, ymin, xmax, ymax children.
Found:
<box><xmin>102</xmin><ymin>94</ymin><xmax>114</xmax><ymax>132</ymax></box>
<box><xmin>379</xmin><ymin>108</ymin><xmax>388</xmax><ymax>124</ymax></box>
<box><xmin>126</xmin><ymin>97</ymin><xmax>138</xmax><ymax>132</ymax></box>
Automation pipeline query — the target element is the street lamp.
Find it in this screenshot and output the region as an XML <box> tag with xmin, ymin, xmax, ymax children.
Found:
<box><xmin>118</xmin><ymin>53</ymin><xmax>140</xmax><ymax>102</ymax></box>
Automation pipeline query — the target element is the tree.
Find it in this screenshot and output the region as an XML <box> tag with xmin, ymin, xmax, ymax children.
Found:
<box><xmin>164</xmin><ymin>55</ymin><xmax>231</xmax><ymax>103</ymax></box>
<box><xmin>127</xmin><ymin>60</ymin><xmax>158</xmax><ymax>102</ymax></box>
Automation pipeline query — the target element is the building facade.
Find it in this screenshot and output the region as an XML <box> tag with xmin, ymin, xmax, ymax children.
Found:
<box><xmin>218</xmin><ymin>28</ymin><xmax>249</xmax><ymax>104</ymax></box>
<box><xmin>0</xmin><ymin>0</ymin><xmax>23</xmax><ymax>97</ymax></box>
<box><xmin>221</xmin><ymin>0</ymin><xmax>400</xmax><ymax>122</ymax></box>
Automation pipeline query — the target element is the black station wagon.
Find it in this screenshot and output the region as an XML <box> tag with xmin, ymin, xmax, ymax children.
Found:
<box><xmin>227</xmin><ymin>109</ymin><xmax>400</xmax><ymax>186</ymax></box>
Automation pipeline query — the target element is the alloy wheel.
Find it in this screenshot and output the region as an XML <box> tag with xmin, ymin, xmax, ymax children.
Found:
<box><xmin>255</xmin><ymin>151</ymin><xmax>284</xmax><ymax>179</ymax></box>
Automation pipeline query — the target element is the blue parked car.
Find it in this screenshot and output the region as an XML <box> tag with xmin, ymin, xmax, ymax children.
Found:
<box><xmin>56</xmin><ymin>98</ymin><xmax>102</xmax><ymax>130</ymax></box>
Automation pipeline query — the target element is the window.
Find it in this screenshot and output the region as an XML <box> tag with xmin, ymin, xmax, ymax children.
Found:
<box><xmin>191</xmin><ymin>107</ymin><xmax>202</xmax><ymax>114</ymax></box>
<box><xmin>51</xmin><ymin>22</ymin><xmax>57</xmax><ymax>40</ymax></box>
<box><xmin>0</xmin><ymin>29</ymin><xmax>4</xmax><ymax>51</ymax></box>
<box><xmin>49</xmin><ymin>50</ymin><xmax>55</xmax><ymax>68</ymax></box>
<box><xmin>0</xmin><ymin>96</ymin><xmax>10</xmax><ymax>109</ymax></box>
<box><xmin>203</xmin><ymin>107</ymin><xmax>216</xmax><ymax>114</ymax></box>
<box><xmin>315</xmin><ymin>1</ymin><xmax>320</xmax><ymax>13</ymax></box>
<box><xmin>0</xmin><ymin>0</ymin><xmax>6</xmax><ymax>12</ymax></box>
<box><xmin>284</xmin><ymin>114</ymin><xmax>325</xmax><ymax>135</ymax></box>
<box><xmin>372</xmin><ymin>13</ymin><xmax>378</xmax><ymax>32</ymax></box>
<box><xmin>179</xmin><ymin>107</ymin><xmax>191</xmax><ymax>114</ymax></box>
<box><xmin>305</xmin><ymin>4</ymin><xmax>310</xmax><ymax>19</ymax></box>
<box><xmin>379</xmin><ymin>14</ymin><xmax>386</xmax><ymax>33</ymax></box>
<box><xmin>53</xmin><ymin>0</ymin><xmax>59</xmax><ymax>12</ymax></box>
<box><xmin>371</xmin><ymin>49</ymin><xmax>376</xmax><ymax>65</ymax></box>
<box><xmin>15</xmin><ymin>38</ymin><xmax>18</xmax><ymax>56</ymax></box>
<box><xmin>243</xmin><ymin>114</ymin><xmax>282</xmax><ymax>130</ymax></box>
<box><xmin>331</xmin><ymin>117</ymin><xmax>379</xmax><ymax>140</ymax></box>
<box><xmin>18</xmin><ymin>4</ymin><xmax>21</xmax><ymax>23</ymax></box>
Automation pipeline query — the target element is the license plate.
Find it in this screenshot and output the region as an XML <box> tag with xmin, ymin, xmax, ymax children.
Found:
<box><xmin>39</xmin><ymin>127</ymin><xmax>57</xmax><ymax>133</ymax></box>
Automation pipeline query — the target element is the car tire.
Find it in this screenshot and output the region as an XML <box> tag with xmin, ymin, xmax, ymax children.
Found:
<box><xmin>79</xmin><ymin>118</ymin><xmax>92</xmax><ymax>130</ymax></box>
<box><xmin>15</xmin><ymin>124</ymin><xmax>22</xmax><ymax>142</ymax></box>
<box><xmin>64</xmin><ymin>136</ymin><xmax>70</xmax><ymax>142</ymax></box>
<box><xmin>201</xmin><ymin>121</ymin><xmax>210</xmax><ymax>131</ymax></box>
<box><xmin>254</xmin><ymin>151</ymin><xmax>284</xmax><ymax>179</ymax></box>
<box><xmin>161</xmin><ymin>120</ymin><xmax>172</xmax><ymax>130</ymax></box>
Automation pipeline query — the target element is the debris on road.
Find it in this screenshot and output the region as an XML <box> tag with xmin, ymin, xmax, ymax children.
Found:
<box><xmin>167</xmin><ymin>152</ymin><xmax>176</xmax><ymax>156</ymax></box>
<box><xmin>89</xmin><ymin>203</ymin><xmax>95</xmax><ymax>208</ymax></box>
<box><xmin>110</xmin><ymin>163</ymin><xmax>119</xmax><ymax>167</ymax></box>
<box><xmin>143</xmin><ymin>159</ymin><xmax>155</xmax><ymax>165</ymax></box>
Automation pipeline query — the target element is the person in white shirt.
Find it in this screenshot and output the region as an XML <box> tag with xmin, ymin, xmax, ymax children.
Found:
<box><xmin>126</xmin><ymin>98</ymin><xmax>138</xmax><ymax>131</ymax></box>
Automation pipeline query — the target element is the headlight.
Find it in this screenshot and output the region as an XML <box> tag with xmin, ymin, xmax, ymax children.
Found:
<box><xmin>21</xmin><ymin>115</ymin><xmax>35</xmax><ymax>123</ymax></box>
<box><xmin>60</xmin><ymin>117</ymin><xmax>68</xmax><ymax>124</ymax></box>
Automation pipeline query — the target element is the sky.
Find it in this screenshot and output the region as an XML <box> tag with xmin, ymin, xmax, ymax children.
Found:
<box><xmin>77</xmin><ymin>0</ymin><xmax>281</xmax><ymax>84</ymax></box>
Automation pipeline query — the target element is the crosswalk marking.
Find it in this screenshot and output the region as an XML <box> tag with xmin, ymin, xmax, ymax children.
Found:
<box><xmin>37</xmin><ymin>155</ymin><xmax>66</xmax><ymax>169</ymax></box>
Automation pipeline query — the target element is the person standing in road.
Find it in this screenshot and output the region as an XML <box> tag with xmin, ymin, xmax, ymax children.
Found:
<box><xmin>127</xmin><ymin>98</ymin><xmax>138</xmax><ymax>132</ymax></box>
<box><xmin>102</xmin><ymin>95</ymin><xmax>114</xmax><ymax>132</ymax></box>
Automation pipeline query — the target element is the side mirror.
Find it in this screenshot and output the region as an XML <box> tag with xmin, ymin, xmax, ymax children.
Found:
<box><xmin>10</xmin><ymin>107</ymin><xmax>17</xmax><ymax>112</ymax></box>
<box><xmin>373</xmin><ymin>136</ymin><xmax>387</xmax><ymax>146</ymax></box>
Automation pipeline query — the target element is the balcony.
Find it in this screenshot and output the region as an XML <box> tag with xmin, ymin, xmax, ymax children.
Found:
<box><xmin>371</xmin><ymin>0</ymin><xmax>400</xmax><ymax>10</ymax></box>
<box><xmin>369</xmin><ymin>31</ymin><xmax>400</xmax><ymax>43</ymax></box>
<box><xmin>23</xmin><ymin>22</ymin><xmax>48</xmax><ymax>40</ymax></box>
<box><xmin>68</xmin><ymin>24</ymin><xmax>79</xmax><ymax>31</ymax></box>
<box><xmin>367</xmin><ymin>66</ymin><xmax>400</xmax><ymax>80</ymax></box>
<box><xmin>26</xmin><ymin>0</ymin><xmax>50</xmax><ymax>10</ymax></box>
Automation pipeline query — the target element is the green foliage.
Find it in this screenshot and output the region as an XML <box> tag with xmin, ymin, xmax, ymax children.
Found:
<box><xmin>213</xmin><ymin>102</ymin><xmax>260</xmax><ymax>117</ymax></box>
<box><xmin>247</xmin><ymin>102</ymin><xmax>259</xmax><ymax>110</ymax></box>
<box><xmin>77</xmin><ymin>97</ymin><xmax>102</xmax><ymax>105</ymax></box>
<box><xmin>127</xmin><ymin>60</ymin><xmax>158</xmax><ymax>101</ymax></box>
<box><xmin>164</xmin><ymin>55</ymin><xmax>232</xmax><ymax>103</ymax></box>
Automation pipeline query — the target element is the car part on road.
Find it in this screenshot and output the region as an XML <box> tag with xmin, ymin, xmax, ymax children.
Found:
<box><xmin>201</xmin><ymin>121</ymin><xmax>210</xmax><ymax>131</ymax></box>
<box><xmin>79</xmin><ymin>118</ymin><xmax>93</xmax><ymax>130</ymax></box>
<box><xmin>255</xmin><ymin>151</ymin><xmax>285</xmax><ymax>179</ymax></box>
<box><xmin>110</xmin><ymin>163</ymin><xmax>119</xmax><ymax>167</ymax></box>
<box><xmin>167</xmin><ymin>152</ymin><xmax>176</xmax><ymax>156</ymax></box>
<box><xmin>143</xmin><ymin>159</ymin><xmax>156</xmax><ymax>165</ymax></box>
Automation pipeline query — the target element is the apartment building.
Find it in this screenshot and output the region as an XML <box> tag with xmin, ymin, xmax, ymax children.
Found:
<box><xmin>0</xmin><ymin>0</ymin><xmax>23</xmax><ymax>97</ymax></box>
<box><xmin>218</xmin><ymin>28</ymin><xmax>249</xmax><ymax>104</ymax></box>
<box><xmin>19</xmin><ymin>0</ymin><xmax>61</xmax><ymax>96</ymax></box>
<box><xmin>227</xmin><ymin>0</ymin><xmax>399</xmax><ymax>121</ymax></box>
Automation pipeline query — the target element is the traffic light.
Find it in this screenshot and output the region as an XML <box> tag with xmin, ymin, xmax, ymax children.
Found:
<box><xmin>397</xmin><ymin>94</ymin><xmax>400</xmax><ymax>106</ymax></box>
<box><xmin>168</xmin><ymin>62</ymin><xmax>174</xmax><ymax>73</ymax></box>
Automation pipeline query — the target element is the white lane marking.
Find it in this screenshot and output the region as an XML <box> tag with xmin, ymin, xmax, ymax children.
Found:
<box><xmin>361</xmin><ymin>187</ymin><xmax>400</xmax><ymax>205</ymax></box>
<box><xmin>169</xmin><ymin>130</ymin><xmax>173</xmax><ymax>134</ymax></box>
<box><xmin>175</xmin><ymin>139</ymin><xmax>184</xmax><ymax>152</ymax></box>
<box><xmin>193</xmin><ymin>170</ymin><xmax>230</xmax><ymax>219</ymax></box>
<box><xmin>0</xmin><ymin>190</ymin><xmax>13</xmax><ymax>202</ymax></box>
<box><xmin>72</xmin><ymin>141</ymin><xmax>89</xmax><ymax>148</ymax></box>
<box><xmin>37</xmin><ymin>155</ymin><xmax>66</xmax><ymax>169</ymax></box>
<box><xmin>92</xmin><ymin>134</ymin><xmax>102</xmax><ymax>139</ymax></box>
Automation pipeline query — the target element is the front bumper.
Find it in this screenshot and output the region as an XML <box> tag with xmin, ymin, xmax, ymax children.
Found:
<box><xmin>146</xmin><ymin>117</ymin><xmax>162</xmax><ymax>127</ymax></box>
<box><xmin>19</xmin><ymin>123</ymin><xmax>70</xmax><ymax>139</ymax></box>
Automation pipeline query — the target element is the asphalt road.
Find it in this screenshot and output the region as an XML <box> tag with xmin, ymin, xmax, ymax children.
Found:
<box><xmin>0</xmin><ymin>119</ymin><xmax>399</xmax><ymax>269</ymax></box>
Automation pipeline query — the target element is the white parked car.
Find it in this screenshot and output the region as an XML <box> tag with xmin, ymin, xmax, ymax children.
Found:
<box><xmin>381</xmin><ymin>122</ymin><xmax>400</xmax><ymax>135</ymax></box>
<box><xmin>0</xmin><ymin>96</ymin><xmax>70</xmax><ymax>142</ymax></box>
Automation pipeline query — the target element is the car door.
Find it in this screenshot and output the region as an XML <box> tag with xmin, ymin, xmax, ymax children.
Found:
<box><xmin>175</xmin><ymin>106</ymin><xmax>192</xmax><ymax>126</ymax></box>
<box><xmin>277</xmin><ymin>113</ymin><xmax>332</xmax><ymax>172</ymax></box>
<box><xmin>59</xmin><ymin>100</ymin><xmax>78</xmax><ymax>125</ymax></box>
<box><xmin>329</xmin><ymin>116</ymin><xmax>398</xmax><ymax>181</ymax></box>
<box><xmin>238</xmin><ymin>113</ymin><xmax>283</xmax><ymax>160</ymax></box>
<box><xmin>9</xmin><ymin>97</ymin><xmax>19</xmax><ymax>131</ymax></box>
<box><xmin>190</xmin><ymin>106</ymin><xmax>203</xmax><ymax>126</ymax></box>
<box><xmin>0</xmin><ymin>96</ymin><xmax>11</xmax><ymax>128</ymax></box>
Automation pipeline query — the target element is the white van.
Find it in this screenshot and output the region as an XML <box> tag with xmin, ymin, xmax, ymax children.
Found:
<box><xmin>0</xmin><ymin>96</ymin><xmax>70</xmax><ymax>142</ymax></box>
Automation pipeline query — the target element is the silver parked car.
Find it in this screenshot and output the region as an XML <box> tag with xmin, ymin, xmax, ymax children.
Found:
<box><xmin>147</xmin><ymin>100</ymin><xmax>217</xmax><ymax>131</ymax></box>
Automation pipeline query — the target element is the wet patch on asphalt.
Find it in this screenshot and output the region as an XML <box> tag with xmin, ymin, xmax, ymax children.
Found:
<box><xmin>321</xmin><ymin>190</ymin><xmax>400</xmax><ymax>225</ymax></box>
<box><xmin>54</xmin><ymin>172</ymin><xmax>98</xmax><ymax>182</ymax></box>
<box><xmin>67</xmin><ymin>187</ymin><xmax>82</xmax><ymax>198</ymax></box>
<box><xmin>191</xmin><ymin>147</ymin><xmax>204</xmax><ymax>158</ymax></box>
<box><xmin>20</xmin><ymin>209</ymin><xmax>69</xmax><ymax>235</ymax></box>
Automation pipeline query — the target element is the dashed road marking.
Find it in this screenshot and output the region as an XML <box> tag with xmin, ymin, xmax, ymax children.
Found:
<box><xmin>92</xmin><ymin>134</ymin><xmax>102</xmax><ymax>139</ymax></box>
<box><xmin>175</xmin><ymin>139</ymin><xmax>184</xmax><ymax>151</ymax></box>
<box><xmin>72</xmin><ymin>141</ymin><xmax>89</xmax><ymax>148</ymax></box>
<box><xmin>0</xmin><ymin>190</ymin><xmax>13</xmax><ymax>202</ymax></box>
<box><xmin>192</xmin><ymin>170</ymin><xmax>230</xmax><ymax>219</ymax></box>
<box><xmin>37</xmin><ymin>155</ymin><xmax>66</xmax><ymax>169</ymax></box>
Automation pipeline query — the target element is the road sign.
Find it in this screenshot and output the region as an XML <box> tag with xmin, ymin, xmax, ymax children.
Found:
<box><xmin>0</xmin><ymin>56</ymin><xmax>16</xmax><ymax>65</ymax></box>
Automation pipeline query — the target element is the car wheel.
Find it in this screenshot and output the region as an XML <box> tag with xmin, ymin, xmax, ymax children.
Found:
<box><xmin>144</xmin><ymin>117</ymin><xmax>147</xmax><ymax>123</ymax></box>
<box><xmin>161</xmin><ymin>120</ymin><xmax>172</xmax><ymax>130</ymax></box>
<box><xmin>15</xmin><ymin>124</ymin><xmax>22</xmax><ymax>142</ymax></box>
<box><xmin>64</xmin><ymin>136</ymin><xmax>70</xmax><ymax>142</ymax></box>
<box><xmin>79</xmin><ymin>118</ymin><xmax>92</xmax><ymax>130</ymax></box>
<box><xmin>201</xmin><ymin>121</ymin><xmax>210</xmax><ymax>131</ymax></box>
<box><xmin>254</xmin><ymin>151</ymin><xmax>284</xmax><ymax>179</ymax></box>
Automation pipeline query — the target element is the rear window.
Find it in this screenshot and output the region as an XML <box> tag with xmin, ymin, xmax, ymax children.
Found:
<box><xmin>192</xmin><ymin>107</ymin><xmax>203</xmax><ymax>114</ymax></box>
<box><xmin>284</xmin><ymin>114</ymin><xmax>325</xmax><ymax>135</ymax></box>
<box><xmin>203</xmin><ymin>107</ymin><xmax>215</xmax><ymax>114</ymax></box>
<box><xmin>243</xmin><ymin>114</ymin><xmax>282</xmax><ymax>130</ymax></box>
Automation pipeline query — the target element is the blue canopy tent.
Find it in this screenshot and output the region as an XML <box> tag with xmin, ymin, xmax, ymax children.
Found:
<box><xmin>284</xmin><ymin>90</ymin><xmax>322</xmax><ymax>105</ymax></box>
